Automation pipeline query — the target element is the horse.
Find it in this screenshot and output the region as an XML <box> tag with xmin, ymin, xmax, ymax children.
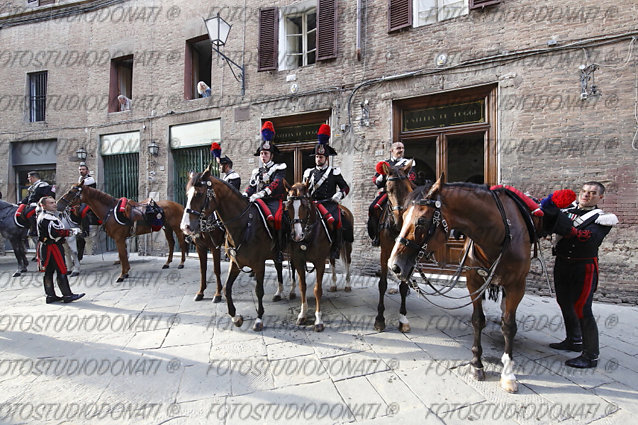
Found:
<box><xmin>285</xmin><ymin>182</ymin><xmax>353</xmax><ymax>332</ymax></box>
<box><xmin>183</xmin><ymin>169</ymin><xmax>294</xmax><ymax>331</ymax></box>
<box><xmin>56</xmin><ymin>183</ymin><xmax>187</xmax><ymax>282</ymax></box>
<box><xmin>0</xmin><ymin>200</ymin><xmax>29</xmax><ymax>277</ymax></box>
<box><xmin>180</xmin><ymin>172</ymin><xmax>225</xmax><ymax>303</ymax></box>
<box><xmin>388</xmin><ymin>175</ymin><xmax>537</xmax><ymax>393</ymax></box>
<box><xmin>374</xmin><ymin>160</ymin><xmax>418</xmax><ymax>333</ymax></box>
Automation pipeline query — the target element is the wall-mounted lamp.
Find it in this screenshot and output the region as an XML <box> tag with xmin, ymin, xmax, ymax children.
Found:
<box><xmin>148</xmin><ymin>140</ymin><xmax>159</xmax><ymax>156</ymax></box>
<box><xmin>579</xmin><ymin>64</ymin><xmax>601</xmax><ymax>100</ymax></box>
<box><xmin>204</xmin><ymin>13</ymin><xmax>245</xmax><ymax>96</ymax></box>
<box><xmin>76</xmin><ymin>147</ymin><xmax>87</xmax><ymax>161</ymax></box>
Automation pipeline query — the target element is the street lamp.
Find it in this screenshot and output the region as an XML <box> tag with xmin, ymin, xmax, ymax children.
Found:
<box><xmin>76</xmin><ymin>147</ymin><xmax>87</xmax><ymax>161</ymax></box>
<box><xmin>203</xmin><ymin>13</ymin><xmax>245</xmax><ymax>96</ymax></box>
<box><xmin>148</xmin><ymin>140</ymin><xmax>159</xmax><ymax>156</ymax></box>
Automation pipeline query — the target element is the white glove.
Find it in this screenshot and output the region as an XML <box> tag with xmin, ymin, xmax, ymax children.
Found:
<box><xmin>331</xmin><ymin>191</ymin><xmax>343</xmax><ymax>202</ymax></box>
<box><xmin>249</xmin><ymin>192</ymin><xmax>264</xmax><ymax>202</ymax></box>
<box><xmin>71</xmin><ymin>228</ymin><xmax>82</xmax><ymax>236</ymax></box>
<box><xmin>375</xmin><ymin>175</ymin><xmax>385</xmax><ymax>185</ymax></box>
<box><xmin>30</xmin><ymin>203</ymin><xmax>38</xmax><ymax>207</ymax></box>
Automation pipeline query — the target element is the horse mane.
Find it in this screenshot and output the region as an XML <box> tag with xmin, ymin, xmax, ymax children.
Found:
<box><xmin>445</xmin><ymin>182</ymin><xmax>491</xmax><ymax>191</ymax></box>
<box><xmin>83</xmin><ymin>185</ymin><xmax>116</xmax><ymax>205</ymax></box>
<box><xmin>188</xmin><ymin>172</ymin><xmax>245</xmax><ymax>198</ymax></box>
<box><xmin>289</xmin><ymin>182</ymin><xmax>308</xmax><ymax>196</ymax></box>
<box><xmin>0</xmin><ymin>200</ymin><xmax>18</xmax><ymax>210</ymax></box>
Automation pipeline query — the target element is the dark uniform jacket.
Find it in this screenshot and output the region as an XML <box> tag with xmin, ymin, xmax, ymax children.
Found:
<box><xmin>373</xmin><ymin>157</ymin><xmax>416</xmax><ymax>191</ymax></box>
<box><xmin>244</xmin><ymin>161</ymin><xmax>287</xmax><ymax>200</ymax></box>
<box><xmin>554</xmin><ymin>205</ymin><xmax>617</xmax><ymax>259</ymax></box>
<box><xmin>21</xmin><ymin>180</ymin><xmax>55</xmax><ymax>205</ymax></box>
<box><xmin>37</xmin><ymin>211</ymin><xmax>71</xmax><ymax>244</ymax></box>
<box><xmin>223</xmin><ymin>170</ymin><xmax>241</xmax><ymax>191</ymax></box>
<box><xmin>302</xmin><ymin>165</ymin><xmax>349</xmax><ymax>201</ymax></box>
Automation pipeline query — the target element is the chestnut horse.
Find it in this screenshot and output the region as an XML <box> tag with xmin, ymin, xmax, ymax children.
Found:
<box><xmin>57</xmin><ymin>183</ymin><xmax>187</xmax><ymax>282</ymax></box>
<box><xmin>180</xmin><ymin>172</ymin><xmax>225</xmax><ymax>303</ymax></box>
<box><xmin>388</xmin><ymin>176</ymin><xmax>536</xmax><ymax>393</ymax></box>
<box><xmin>286</xmin><ymin>182</ymin><xmax>353</xmax><ymax>332</ymax></box>
<box><xmin>183</xmin><ymin>170</ymin><xmax>293</xmax><ymax>331</ymax></box>
<box><xmin>374</xmin><ymin>160</ymin><xmax>418</xmax><ymax>333</ymax></box>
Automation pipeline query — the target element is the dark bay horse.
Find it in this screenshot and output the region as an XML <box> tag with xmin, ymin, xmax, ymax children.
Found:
<box><xmin>0</xmin><ymin>201</ymin><xmax>29</xmax><ymax>277</ymax></box>
<box><xmin>57</xmin><ymin>183</ymin><xmax>187</xmax><ymax>282</ymax></box>
<box><xmin>180</xmin><ymin>172</ymin><xmax>225</xmax><ymax>303</ymax></box>
<box><xmin>388</xmin><ymin>176</ymin><xmax>536</xmax><ymax>393</ymax></box>
<box><xmin>286</xmin><ymin>182</ymin><xmax>353</xmax><ymax>332</ymax></box>
<box><xmin>183</xmin><ymin>170</ymin><xmax>293</xmax><ymax>331</ymax></box>
<box><xmin>374</xmin><ymin>160</ymin><xmax>417</xmax><ymax>333</ymax></box>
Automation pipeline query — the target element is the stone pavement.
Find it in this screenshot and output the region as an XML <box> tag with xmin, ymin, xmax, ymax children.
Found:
<box><xmin>0</xmin><ymin>252</ymin><xmax>637</xmax><ymax>425</ymax></box>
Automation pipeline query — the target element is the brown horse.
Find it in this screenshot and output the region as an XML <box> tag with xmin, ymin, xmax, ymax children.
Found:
<box><xmin>286</xmin><ymin>182</ymin><xmax>353</xmax><ymax>332</ymax></box>
<box><xmin>374</xmin><ymin>160</ymin><xmax>417</xmax><ymax>333</ymax></box>
<box><xmin>388</xmin><ymin>175</ymin><xmax>536</xmax><ymax>393</ymax></box>
<box><xmin>183</xmin><ymin>169</ymin><xmax>293</xmax><ymax>331</ymax></box>
<box><xmin>57</xmin><ymin>183</ymin><xmax>187</xmax><ymax>282</ymax></box>
<box><xmin>180</xmin><ymin>172</ymin><xmax>225</xmax><ymax>303</ymax></box>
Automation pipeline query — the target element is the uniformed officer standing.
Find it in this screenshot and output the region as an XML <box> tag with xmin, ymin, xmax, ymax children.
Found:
<box><xmin>302</xmin><ymin>124</ymin><xmax>351</xmax><ymax>259</ymax></box>
<box><xmin>36</xmin><ymin>196</ymin><xmax>85</xmax><ymax>304</ymax></box>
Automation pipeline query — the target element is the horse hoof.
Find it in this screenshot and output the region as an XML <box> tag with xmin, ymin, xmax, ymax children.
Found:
<box><xmin>233</xmin><ymin>316</ymin><xmax>244</xmax><ymax>327</ymax></box>
<box><xmin>314</xmin><ymin>323</ymin><xmax>325</xmax><ymax>332</ymax></box>
<box><xmin>113</xmin><ymin>260</ymin><xmax>120</xmax><ymax>265</ymax></box>
<box><xmin>374</xmin><ymin>320</ymin><xmax>386</xmax><ymax>332</ymax></box>
<box><xmin>296</xmin><ymin>317</ymin><xmax>306</xmax><ymax>326</ymax></box>
<box><xmin>70</xmin><ymin>271</ymin><xmax>80</xmax><ymax>277</ymax></box>
<box><xmin>272</xmin><ymin>295</ymin><xmax>282</xmax><ymax>302</ymax></box>
<box><xmin>213</xmin><ymin>295</ymin><xmax>222</xmax><ymax>303</ymax></box>
<box><xmin>399</xmin><ymin>322</ymin><xmax>411</xmax><ymax>333</ymax></box>
<box><xmin>162</xmin><ymin>264</ymin><xmax>169</xmax><ymax>269</ymax></box>
<box><xmin>12</xmin><ymin>272</ymin><xmax>21</xmax><ymax>277</ymax></box>
<box><xmin>194</xmin><ymin>294</ymin><xmax>204</xmax><ymax>301</ymax></box>
<box><xmin>177</xmin><ymin>264</ymin><xmax>184</xmax><ymax>269</ymax></box>
<box><xmin>289</xmin><ymin>292</ymin><xmax>296</xmax><ymax>300</ymax></box>
<box><xmin>253</xmin><ymin>321</ymin><xmax>263</xmax><ymax>331</ymax></box>
<box><xmin>500</xmin><ymin>378</ymin><xmax>518</xmax><ymax>393</ymax></box>
<box><xmin>388</xmin><ymin>287</ymin><xmax>398</xmax><ymax>294</ymax></box>
<box><xmin>473</xmin><ymin>367</ymin><xmax>486</xmax><ymax>381</ymax></box>
<box><xmin>21</xmin><ymin>268</ymin><xmax>28</xmax><ymax>273</ymax></box>
<box><xmin>328</xmin><ymin>285</ymin><xmax>337</xmax><ymax>292</ymax></box>
<box><xmin>344</xmin><ymin>286</ymin><xmax>352</xmax><ymax>293</ymax></box>
<box><xmin>123</xmin><ymin>273</ymin><xmax>129</xmax><ymax>279</ymax></box>
<box><xmin>116</xmin><ymin>277</ymin><xmax>124</xmax><ymax>283</ymax></box>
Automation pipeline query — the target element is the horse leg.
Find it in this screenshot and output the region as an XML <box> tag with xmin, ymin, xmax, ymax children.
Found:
<box><xmin>398</xmin><ymin>281</ymin><xmax>411</xmax><ymax>333</ymax></box>
<box><xmin>500</xmin><ymin>283</ymin><xmax>524</xmax><ymax>393</ymax></box>
<box><xmin>328</xmin><ymin>258</ymin><xmax>337</xmax><ymax>292</ymax></box>
<box><xmin>225</xmin><ymin>262</ymin><xmax>243</xmax><ymax>327</ymax></box>
<box><xmin>374</xmin><ymin>242</ymin><xmax>389</xmax><ymax>331</ymax></box>
<box><xmin>288</xmin><ymin>261</ymin><xmax>297</xmax><ymax>300</ymax></box>
<box><xmin>272</xmin><ymin>260</ymin><xmax>284</xmax><ymax>302</ymax></box>
<box><xmin>175</xmin><ymin>228</ymin><xmax>186</xmax><ymax>269</ymax></box>
<box><xmin>115</xmin><ymin>239</ymin><xmax>130</xmax><ymax>282</ymax></box>
<box><xmin>10</xmin><ymin>237</ymin><xmax>27</xmax><ymax>277</ymax></box>
<box><xmin>344</xmin><ymin>242</ymin><xmax>352</xmax><ymax>292</ymax></box>
<box><xmin>295</xmin><ymin>260</ymin><xmax>308</xmax><ymax>326</ymax></box>
<box><xmin>161</xmin><ymin>228</ymin><xmax>175</xmax><ymax>269</ymax></box>
<box><xmin>252</xmin><ymin>264</ymin><xmax>266</xmax><ymax>332</ymax></box>
<box><xmin>212</xmin><ymin>244</ymin><xmax>223</xmax><ymax>303</ymax></box>
<box><xmin>313</xmin><ymin>261</ymin><xmax>325</xmax><ymax>332</ymax></box>
<box><xmin>194</xmin><ymin>243</ymin><xmax>207</xmax><ymax>301</ymax></box>
<box><xmin>65</xmin><ymin>238</ymin><xmax>80</xmax><ymax>277</ymax></box>
<box><xmin>468</xmin><ymin>276</ymin><xmax>487</xmax><ymax>381</ymax></box>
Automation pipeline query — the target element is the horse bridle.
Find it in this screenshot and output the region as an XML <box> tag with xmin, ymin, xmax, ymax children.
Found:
<box><xmin>57</xmin><ymin>186</ymin><xmax>83</xmax><ymax>211</ymax></box>
<box><xmin>186</xmin><ymin>179</ymin><xmax>224</xmax><ymax>234</ymax></box>
<box><xmin>286</xmin><ymin>195</ymin><xmax>316</xmax><ymax>242</ymax></box>
<box><xmin>396</xmin><ymin>197</ymin><xmax>449</xmax><ymax>263</ymax></box>
<box><xmin>386</xmin><ymin>174</ymin><xmax>409</xmax><ymax>213</ymax></box>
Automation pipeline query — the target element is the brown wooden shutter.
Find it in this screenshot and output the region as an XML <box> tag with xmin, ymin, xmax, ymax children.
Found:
<box><xmin>258</xmin><ymin>7</ymin><xmax>279</xmax><ymax>72</ymax></box>
<box><xmin>388</xmin><ymin>0</ymin><xmax>412</xmax><ymax>33</ymax></box>
<box><xmin>317</xmin><ymin>0</ymin><xmax>337</xmax><ymax>61</ymax></box>
<box><xmin>469</xmin><ymin>0</ymin><xmax>501</xmax><ymax>9</ymax></box>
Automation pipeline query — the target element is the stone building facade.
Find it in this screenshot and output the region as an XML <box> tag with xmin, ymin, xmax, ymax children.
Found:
<box><xmin>1</xmin><ymin>0</ymin><xmax>636</xmax><ymax>301</ymax></box>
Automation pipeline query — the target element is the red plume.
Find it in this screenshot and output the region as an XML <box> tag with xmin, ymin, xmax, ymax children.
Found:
<box><xmin>375</xmin><ymin>161</ymin><xmax>390</xmax><ymax>175</ymax></box>
<box><xmin>552</xmin><ymin>189</ymin><xmax>577</xmax><ymax>208</ymax></box>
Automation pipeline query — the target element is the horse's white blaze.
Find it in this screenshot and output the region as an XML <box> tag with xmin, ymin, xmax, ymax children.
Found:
<box><xmin>292</xmin><ymin>199</ymin><xmax>303</xmax><ymax>242</ymax></box>
<box><xmin>298</xmin><ymin>301</ymin><xmax>308</xmax><ymax>320</ymax></box>
<box><xmin>500</xmin><ymin>352</ymin><xmax>516</xmax><ymax>381</ymax></box>
<box><xmin>180</xmin><ymin>187</ymin><xmax>195</xmax><ymax>234</ymax></box>
<box><xmin>315</xmin><ymin>311</ymin><xmax>323</xmax><ymax>325</ymax></box>
<box><xmin>388</xmin><ymin>204</ymin><xmax>417</xmax><ymax>264</ymax></box>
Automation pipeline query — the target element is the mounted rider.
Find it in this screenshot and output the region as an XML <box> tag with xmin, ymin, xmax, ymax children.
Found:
<box><xmin>210</xmin><ymin>142</ymin><xmax>241</xmax><ymax>191</ymax></box>
<box><xmin>367</xmin><ymin>141</ymin><xmax>416</xmax><ymax>246</ymax></box>
<box><xmin>242</xmin><ymin>121</ymin><xmax>288</xmax><ymax>262</ymax></box>
<box><xmin>302</xmin><ymin>124</ymin><xmax>351</xmax><ymax>259</ymax></box>
<box><xmin>16</xmin><ymin>171</ymin><xmax>56</xmax><ymax>235</ymax></box>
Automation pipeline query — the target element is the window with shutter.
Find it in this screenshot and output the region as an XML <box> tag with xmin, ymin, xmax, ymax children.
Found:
<box><xmin>388</xmin><ymin>0</ymin><xmax>412</xmax><ymax>33</ymax></box>
<box><xmin>414</xmin><ymin>0</ymin><xmax>468</xmax><ymax>27</ymax></box>
<box><xmin>469</xmin><ymin>0</ymin><xmax>500</xmax><ymax>9</ymax></box>
<box><xmin>258</xmin><ymin>8</ymin><xmax>279</xmax><ymax>72</ymax></box>
<box><xmin>317</xmin><ymin>0</ymin><xmax>337</xmax><ymax>61</ymax></box>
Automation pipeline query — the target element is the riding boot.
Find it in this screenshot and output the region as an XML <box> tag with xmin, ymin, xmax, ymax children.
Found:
<box><xmin>274</xmin><ymin>230</ymin><xmax>284</xmax><ymax>264</ymax></box>
<box><xmin>330</xmin><ymin>228</ymin><xmax>342</xmax><ymax>260</ymax></box>
<box><xmin>76</xmin><ymin>236</ymin><xmax>86</xmax><ymax>261</ymax></box>
<box><xmin>57</xmin><ymin>274</ymin><xmax>85</xmax><ymax>303</ymax></box>
<box><xmin>44</xmin><ymin>276</ymin><xmax>62</xmax><ymax>304</ymax></box>
<box><xmin>367</xmin><ymin>212</ymin><xmax>380</xmax><ymax>247</ymax></box>
<box><xmin>566</xmin><ymin>317</ymin><xmax>599</xmax><ymax>368</ymax></box>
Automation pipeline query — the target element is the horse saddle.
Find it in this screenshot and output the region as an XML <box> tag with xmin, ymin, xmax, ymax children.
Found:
<box><xmin>14</xmin><ymin>204</ymin><xmax>37</xmax><ymax>228</ymax></box>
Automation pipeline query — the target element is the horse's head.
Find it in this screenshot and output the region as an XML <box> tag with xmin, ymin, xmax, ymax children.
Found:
<box><xmin>388</xmin><ymin>175</ymin><xmax>447</xmax><ymax>281</ymax></box>
<box><xmin>286</xmin><ymin>182</ymin><xmax>315</xmax><ymax>243</ymax></box>
<box><xmin>57</xmin><ymin>183</ymin><xmax>84</xmax><ymax>212</ymax></box>
<box><xmin>181</xmin><ymin>169</ymin><xmax>215</xmax><ymax>235</ymax></box>
<box><xmin>384</xmin><ymin>160</ymin><xmax>415</xmax><ymax>227</ymax></box>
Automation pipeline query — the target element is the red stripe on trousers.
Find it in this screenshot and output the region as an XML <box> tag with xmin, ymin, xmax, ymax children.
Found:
<box><xmin>574</xmin><ymin>261</ymin><xmax>596</xmax><ymax>319</ymax></box>
<box><xmin>274</xmin><ymin>199</ymin><xmax>283</xmax><ymax>231</ymax></box>
<box><xmin>375</xmin><ymin>193</ymin><xmax>387</xmax><ymax>209</ymax></box>
<box><xmin>49</xmin><ymin>244</ymin><xmax>68</xmax><ymax>275</ymax></box>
